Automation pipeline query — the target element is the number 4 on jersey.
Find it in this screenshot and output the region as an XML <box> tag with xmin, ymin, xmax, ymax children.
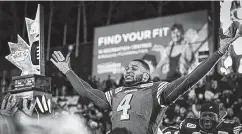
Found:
<box><xmin>117</xmin><ymin>94</ymin><xmax>133</xmax><ymax>120</ymax></box>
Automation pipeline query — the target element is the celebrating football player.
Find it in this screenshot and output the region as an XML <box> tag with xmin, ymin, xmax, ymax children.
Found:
<box><xmin>51</xmin><ymin>20</ymin><xmax>242</xmax><ymax>134</ymax></box>
<box><xmin>179</xmin><ymin>101</ymin><xmax>242</xmax><ymax>134</ymax></box>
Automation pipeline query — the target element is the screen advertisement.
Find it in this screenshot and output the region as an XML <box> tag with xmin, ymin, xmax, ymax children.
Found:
<box><xmin>93</xmin><ymin>10</ymin><xmax>210</xmax><ymax>81</ymax></box>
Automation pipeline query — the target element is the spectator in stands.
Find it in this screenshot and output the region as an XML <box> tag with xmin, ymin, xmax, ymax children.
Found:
<box><xmin>61</xmin><ymin>85</ymin><xmax>67</xmax><ymax>96</ymax></box>
<box><xmin>104</xmin><ymin>75</ymin><xmax>116</xmax><ymax>92</ymax></box>
<box><xmin>96</xmin><ymin>78</ymin><xmax>102</xmax><ymax>90</ymax></box>
<box><xmin>92</xmin><ymin>76</ymin><xmax>98</xmax><ymax>89</ymax></box>
<box><xmin>118</xmin><ymin>74</ymin><xmax>125</xmax><ymax>87</ymax></box>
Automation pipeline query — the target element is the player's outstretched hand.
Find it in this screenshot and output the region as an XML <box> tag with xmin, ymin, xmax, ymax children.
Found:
<box><xmin>50</xmin><ymin>51</ymin><xmax>71</xmax><ymax>74</ymax></box>
<box><xmin>0</xmin><ymin>93</ymin><xmax>18</xmax><ymax>117</ymax></box>
<box><xmin>219</xmin><ymin>22</ymin><xmax>242</xmax><ymax>54</ymax></box>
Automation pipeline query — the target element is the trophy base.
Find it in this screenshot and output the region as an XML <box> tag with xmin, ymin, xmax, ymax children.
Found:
<box><xmin>4</xmin><ymin>74</ymin><xmax>53</xmax><ymax>116</ymax></box>
<box><xmin>12</xmin><ymin>74</ymin><xmax>51</xmax><ymax>93</ymax></box>
<box><xmin>4</xmin><ymin>74</ymin><xmax>52</xmax><ymax>111</ymax></box>
<box><xmin>7</xmin><ymin>89</ymin><xmax>52</xmax><ymax>100</ymax></box>
<box><xmin>6</xmin><ymin>89</ymin><xmax>52</xmax><ymax>118</ymax></box>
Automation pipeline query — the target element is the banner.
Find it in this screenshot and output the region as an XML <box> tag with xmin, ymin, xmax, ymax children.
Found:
<box><xmin>93</xmin><ymin>10</ymin><xmax>210</xmax><ymax>81</ymax></box>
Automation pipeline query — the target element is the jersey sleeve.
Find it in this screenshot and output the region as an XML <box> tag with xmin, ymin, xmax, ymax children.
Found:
<box><xmin>105</xmin><ymin>89</ymin><xmax>113</xmax><ymax>106</ymax></box>
<box><xmin>158</xmin><ymin>51</ymin><xmax>223</xmax><ymax>105</ymax></box>
<box><xmin>156</xmin><ymin>81</ymin><xmax>170</xmax><ymax>107</ymax></box>
<box><xmin>66</xmin><ymin>70</ymin><xmax>111</xmax><ymax>110</ymax></box>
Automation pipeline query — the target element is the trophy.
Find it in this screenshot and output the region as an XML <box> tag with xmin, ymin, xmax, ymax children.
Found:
<box><xmin>5</xmin><ymin>4</ymin><xmax>52</xmax><ymax>115</ymax></box>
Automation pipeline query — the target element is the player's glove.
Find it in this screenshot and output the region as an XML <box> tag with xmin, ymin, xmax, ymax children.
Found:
<box><xmin>50</xmin><ymin>51</ymin><xmax>71</xmax><ymax>74</ymax></box>
<box><xmin>0</xmin><ymin>93</ymin><xmax>18</xmax><ymax>117</ymax></box>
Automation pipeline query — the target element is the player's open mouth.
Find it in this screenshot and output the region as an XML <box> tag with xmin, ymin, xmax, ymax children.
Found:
<box><xmin>125</xmin><ymin>75</ymin><xmax>133</xmax><ymax>79</ymax></box>
<box><xmin>125</xmin><ymin>74</ymin><xmax>134</xmax><ymax>80</ymax></box>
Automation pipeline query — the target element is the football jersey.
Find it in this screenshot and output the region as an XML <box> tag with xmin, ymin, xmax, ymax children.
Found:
<box><xmin>180</xmin><ymin>118</ymin><xmax>242</xmax><ymax>134</ymax></box>
<box><xmin>105</xmin><ymin>81</ymin><xmax>169</xmax><ymax>134</ymax></box>
<box><xmin>65</xmin><ymin>51</ymin><xmax>223</xmax><ymax>134</ymax></box>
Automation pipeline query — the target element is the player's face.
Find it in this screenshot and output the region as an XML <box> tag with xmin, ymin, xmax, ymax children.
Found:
<box><xmin>123</xmin><ymin>61</ymin><xmax>148</xmax><ymax>85</ymax></box>
<box><xmin>199</xmin><ymin>112</ymin><xmax>219</xmax><ymax>131</ymax></box>
<box><xmin>171</xmin><ymin>28</ymin><xmax>183</xmax><ymax>43</ymax></box>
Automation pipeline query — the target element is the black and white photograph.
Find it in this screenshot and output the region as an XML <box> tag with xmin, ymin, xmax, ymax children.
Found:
<box><xmin>0</xmin><ymin>1</ymin><xmax>242</xmax><ymax>134</ymax></box>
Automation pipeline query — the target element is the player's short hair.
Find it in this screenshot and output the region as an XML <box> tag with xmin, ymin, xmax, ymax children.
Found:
<box><xmin>171</xmin><ymin>23</ymin><xmax>184</xmax><ymax>34</ymax></box>
<box><xmin>142</xmin><ymin>54</ymin><xmax>157</xmax><ymax>67</ymax></box>
<box><xmin>132</xmin><ymin>59</ymin><xmax>150</xmax><ymax>72</ymax></box>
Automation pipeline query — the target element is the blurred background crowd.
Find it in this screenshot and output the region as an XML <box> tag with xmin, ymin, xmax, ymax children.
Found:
<box><xmin>1</xmin><ymin>70</ymin><xmax>242</xmax><ymax>133</ymax></box>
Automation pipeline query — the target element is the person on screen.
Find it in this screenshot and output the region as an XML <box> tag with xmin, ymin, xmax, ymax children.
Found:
<box><xmin>155</xmin><ymin>24</ymin><xmax>196</xmax><ymax>80</ymax></box>
<box><xmin>50</xmin><ymin>21</ymin><xmax>241</xmax><ymax>134</ymax></box>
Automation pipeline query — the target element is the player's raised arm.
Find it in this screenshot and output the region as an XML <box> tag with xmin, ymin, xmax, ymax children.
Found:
<box><xmin>159</xmin><ymin>23</ymin><xmax>242</xmax><ymax>105</ymax></box>
<box><xmin>50</xmin><ymin>51</ymin><xmax>111</xmax><ymax>110</ymax></box>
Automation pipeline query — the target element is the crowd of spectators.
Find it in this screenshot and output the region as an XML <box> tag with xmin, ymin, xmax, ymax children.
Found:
<box><xmin>1</xmin><ymin>68</ymin><xmax>242</xmax><ymax>133</ymax></box>
<box><xmin>162</xmin><ymin>72</ymin><xmax>242</xmax><ymax>129</ymax></box>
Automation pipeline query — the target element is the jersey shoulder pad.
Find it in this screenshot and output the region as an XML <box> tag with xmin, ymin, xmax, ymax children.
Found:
<box><xmin>222</xmin><ymin>119</ymin><xmax>237</xmax><ymax>125</ymax></box>
<box><xmin>154</xmin><ymin>81</ymin><xmax>169</xmax><ymax>86</ymax></box>
<box><xmin>154</xmin><ymin>81</ymin><xmax>169</xmax><ymax>93</ymax></box>
<box><xmin>139</xmin><ymin>82</ymin><xmax>155</xmax><ymax>88</ymax></box>
<box><xmin>220</xmin><ymin>120</ymin><xmax>239</xmax><ymax>129</ymax></box>
<box><xmin>181</xmin><ymin>118</ymin><xmax>199</xmax><ymax>129</ymax></box>
<box><xmin>114</xmin><ymin>86</ymin><xmax>124</xmax><ymax>94</ymax></box>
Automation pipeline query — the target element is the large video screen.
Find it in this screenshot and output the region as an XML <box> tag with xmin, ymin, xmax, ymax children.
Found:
<box><xmin>219</xmin><ymin>0</ymin><xmax>242</xmax><ymax>75</ymax></box>
<box><xmin>93</xmin><ymin>10</ymin><xmax>210</xmax><ymax>81</ymax></box>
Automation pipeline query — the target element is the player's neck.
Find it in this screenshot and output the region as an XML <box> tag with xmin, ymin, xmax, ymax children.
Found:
<box><xmin>124</xmin><ymin>81</ymin><xmax>147</xmax><ymax>87</ymax></box>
